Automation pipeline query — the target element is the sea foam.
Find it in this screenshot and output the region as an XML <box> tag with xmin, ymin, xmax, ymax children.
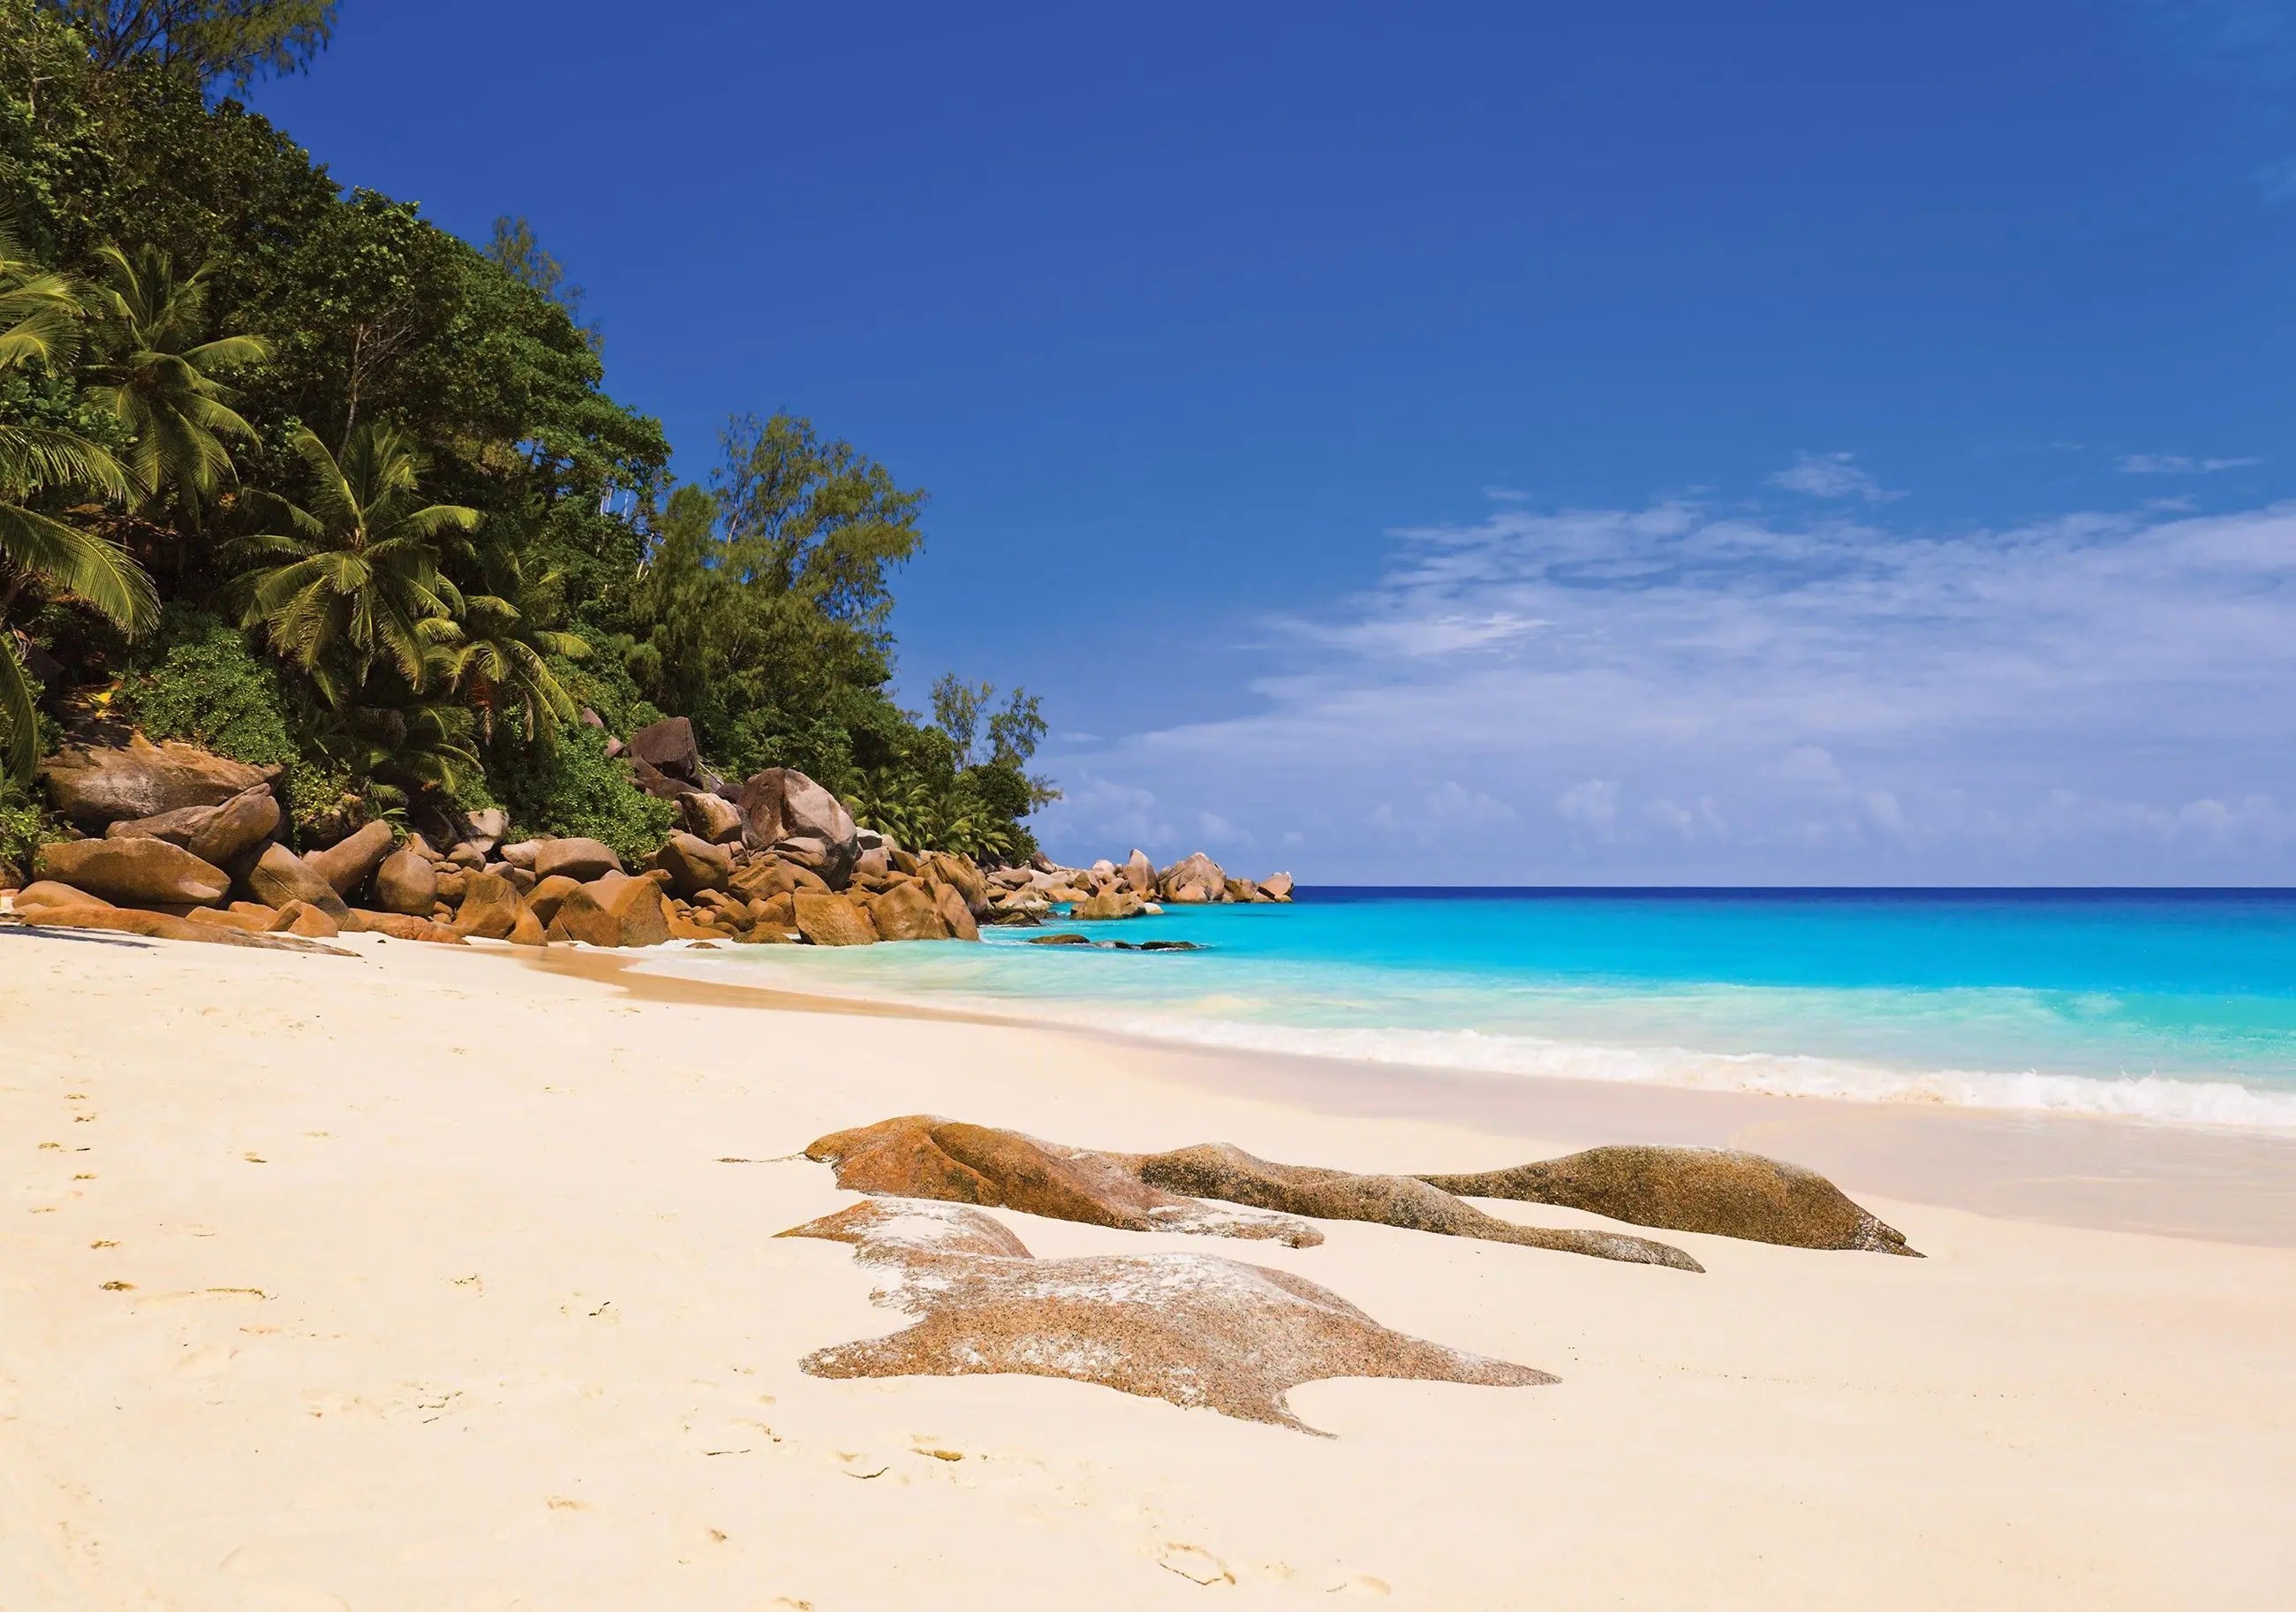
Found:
<box><xmin>1084</xmin><ymin>1015</ymin><xmax>2296</xmax><ymax>1131</ymax></box>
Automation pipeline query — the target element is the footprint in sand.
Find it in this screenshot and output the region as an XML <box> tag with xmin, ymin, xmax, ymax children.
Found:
<box><xmin>1157</xmin><ymin>1543</ymin><xmax>1235</xmax><ymax>1586</ymax></box>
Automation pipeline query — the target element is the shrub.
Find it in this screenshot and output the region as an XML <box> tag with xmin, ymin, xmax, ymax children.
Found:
<box><xmin>0</xmin><ymin>780</ymin><xmax>64</xmax><ymax>872</ymax></box>
<box><xmin>488</xmin><ymin>724</ymin><xmax>675</xmax><ymax>866</ymax></box>
<box><xmin>117</xmin><ymin>607</ymin><xmax>350</xmax><ymax>833</ymax></box>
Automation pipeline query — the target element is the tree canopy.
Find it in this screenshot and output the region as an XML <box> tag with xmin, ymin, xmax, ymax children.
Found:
<box><xmin>38</xmin><ymin>1</ymin><xmax>337</xmax><ymax>90</ymax></box>
<box><xmin>0</xmin><ymin>0</ymin><xmax>1054</xmax><ymax>863</ymax></box>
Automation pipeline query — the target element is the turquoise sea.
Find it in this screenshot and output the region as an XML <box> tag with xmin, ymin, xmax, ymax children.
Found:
<box><xmin>671</xmin><ymin>889</ymin><xmax>2296</xmax><ymax>1131</ymax></box>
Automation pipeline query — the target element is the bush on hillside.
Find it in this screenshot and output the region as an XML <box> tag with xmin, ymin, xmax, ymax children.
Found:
<box><xmin>117</xmin><ymin>608</ymin><xmax>351</xmax><ymax>834</ymax></box>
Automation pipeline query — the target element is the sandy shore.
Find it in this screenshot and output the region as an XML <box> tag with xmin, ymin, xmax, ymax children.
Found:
<box><xmin>3</xmin><ymin>927</ymin><xmax>2291</xmax><ymax>1609</ymax></box>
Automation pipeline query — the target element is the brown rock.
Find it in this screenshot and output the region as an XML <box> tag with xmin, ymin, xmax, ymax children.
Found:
<box><xmin>1072</xmin><ymin>889</ymin><xmax>1144</xmax><ymax>920</ymax></box>
<box><xmin>21</xmin><ymin>902</ymin><xmax>351</xmax><ymax>955</ymax></box>
<box><xmin>544</xmin><ymin>875</ymin><xmax>670</xmax><ymax>948</ymax></box>
<box><xmin>269</xmin><ymin>899</ymin><xmax>342</xmax><ymax>939</ymax></box>
<box><xmin>186</xmin><ymin>906</ymin><xmax>273</xmax><ymax>934</ymax></box>
<box><xmin>736</xmin><ymin>768</ymin><xmax>859</xmax><ymax>887</ymax></box>
<box><xmin>240</xmin><ymin>843</ymin><xmax>351</xmax><ymax>920</ymax></box>
<box><xmin>105</xmin><ymin>800</ymin><xmax>214</xmax><ymax>845</ymax></box>
<box><xmin>35</xmin><ymin>837</ymin><xmax>230</xmax><ymax>908</ymax></box>
<box><xmin>452</xmin><ymin>871</ymin><xmax>526</xmax><ymax>940</ymax></box>
<box><xmin>525</xmin><ymin>874</ymin><xmax>585</xmax><ymax>926</ymax></box>
<box><xmin>433</xmin><ymin>867</ymin><xmax>468</xmax><ymax>904</ymax></box>
<box><xmin>509</xmin><ymin>899</ymin><xmax>547</xmax><ymax>947</ymax></box>
<box><xmin>792</xmin><ymin>890</ymin><xmax>877</xmax><ymax>947</ymax></box>
<box><xmin>351</xmin><ymin>911</ymin><xmax>466</xmax><ymax>945</ymax></box>
<box><xmin>918</xmin><ymin>851</ymin><xmax>989</xmax><ymax>913</ymax></box>
<box><xmin>531</xmin><ymin>837</ymin><xmax>623</xmax><ymax>882</ymax></box>
<box><xmin>1122</xmin><ymin>849</ymin><xmax>1156</xmax><ymax>894</ymax></box>
<box><xmin>1420</xmin><ymin>1147</ymin><xmax>1920</xmax><ymax>1255</ymax></box>
<box><xmin>934</xmin><ymin>882</ymin><xmax>981</xmax><ymax>942</ymax></box>
<box><xmin>38</xmin><ymin>734</ymin><xmax>275</xmax><ymax>829</ymax></box>
<box><xmin>372</xmin><ymin>845</ymin><xmax>437</xmax><ymax>916</ymax></box>
<box><xmin>1261</xmin><ymin>872</ymin><xmax>1295</xmax><ymax>901</ymax></box>
<box><xmin>628</xmin><ymin>715</ymin><xmax>703</xmax><ymax>780</ymax></box>
<box><xmin>1223</xmin><ymin>877</ymin><xmax>1263</xmax><ymax>903</ymax></box>
<box><xmin>681</xmin><ymin>790</ymin><xmax>745</xmax><ymax>844</ymax></box>
<box><xmin>307</xmin><ymin>820</ymin><xmax>395</xmax><ymax>897</ymax></box>
<box><xmin>746</xmin><ymin>891</ymin><xmax>797</xmax><ymax>930</ymax></box>
<box><xmin>868</xmin><ymin>880</ymin><xmax>952</xmax><ymax>942</ymax></box>
<box><xmin>782</xmin><ymin>1198</ymin><xmax>1549</xmax><ymax>1434</ymax></box>
<box><xmin>730</xmin><ymin>856</ymin><xmax>830</xmax><ymax>902</ymax></box>
<box><xmin>11</xmin><ymin>880</ymin><xmax>108</xmax><ymax>913</ymax></box>
<box><xmin>497</xmin><ymin>838</ymin><xmax>544</xmax><ymax>870</ymax></box>
<box><xmin>805</xmin><ymin>1117</ymin><xmax>1319</xmax><ymax>1245</ymax></box>
<box><xmin>652</xmin><ymin>830</ymin><xmax>734</xmax><ymax>897</ymax></box>
<box><xmin>692</xmin><ymin>888</ymin><xmax>746</xmax><ymax>921</ymax></box>
<box><xmin>1158</xmin><ymin>851</ymin><xmax>1227</xmax><ymax>904</ymax></box>
<box><xmin>188</xmin><ymin>789</ymin><xmax>282</xmax><ymax>867</ymax></box>
<box><xmin>1137</xmin><ymin>1144</ymin><xmax>1700</xmax><ymax>1271</ymax></box>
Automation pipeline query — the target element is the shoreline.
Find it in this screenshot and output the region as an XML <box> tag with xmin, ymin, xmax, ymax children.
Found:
<box><xmin>578</xmin><ymin>942</ymin><xmax>2296</xmax><ymax>1248</ymax></box>
<box><xmin>6</xmin><ymin>927</ymin><xmax>2292</xmax><ymax>1608</ymax></box>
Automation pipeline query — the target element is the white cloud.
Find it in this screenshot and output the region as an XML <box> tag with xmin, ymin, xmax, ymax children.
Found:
<box><xmin>1766</xmin><ymin>451</ymin><xmax>1903</xmax><ymax>503</ymax></box>
<box><xmin>2119</xmin><ymin>453</ymin><xmax>2262</xmax><ymax>474</ymax></box>
<box><xmin>1556</xmin><ymin>778</ymin><xmax>1620</xmax><ymax>837</ymax></box>
<box><xmin>1037</xmin><ymin>489</ymin><xmax>2296</xmax><ymax>882</ymax></box>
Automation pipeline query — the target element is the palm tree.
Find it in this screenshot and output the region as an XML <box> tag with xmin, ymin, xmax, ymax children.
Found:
<box><xmin>83</xmin><ymin>243</ymin><xmax>270</xmax><ymax>520</ymax></box>
<box><xmin>0</xmin><ymin>230</ymin><xmax>153</xmax><ymax>781</ymax></box>
<box><xmin>229</xmin><ymin>423</ymin><xmax>478</xmax><ymax>708</ymax></box>
<box><xmin>426</xmin><ymin>540</ymin><xmax>588</xmax><ymax>745</ymax></box>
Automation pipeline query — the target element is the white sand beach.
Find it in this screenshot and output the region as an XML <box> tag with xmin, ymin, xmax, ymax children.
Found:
<box><xmin>3</xmin><ymin>927</ymin><xmax>2292</xmax><ymax>1610</ymax></box>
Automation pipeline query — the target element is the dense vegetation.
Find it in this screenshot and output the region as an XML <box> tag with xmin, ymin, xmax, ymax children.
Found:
<box><xmin>0</xmin><ymin>0</ymin><xmax>1054</xmax><ymax>868</ymax></box>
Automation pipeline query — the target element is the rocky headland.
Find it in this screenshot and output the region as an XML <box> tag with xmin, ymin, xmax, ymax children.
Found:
<box><xmin>0</xmin><ymin>723</ymin><xmax>1291</xmax><ymax>955</ymax></box>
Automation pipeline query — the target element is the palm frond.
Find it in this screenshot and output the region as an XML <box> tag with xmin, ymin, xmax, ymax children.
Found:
<box><xmin>0</xmin><ymin>632</ymin><xmax>40</xmax><ymax>783</ymax></box>
<box><xmin>0</xmin><ymin>503</ymin><xmax>157</xmax><ymax>632</ymax></box>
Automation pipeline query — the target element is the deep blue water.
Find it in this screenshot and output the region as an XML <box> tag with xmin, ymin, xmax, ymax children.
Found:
<box><xmin>675</xmin><ymin>888</ymin><xmax>2296</xmax><ymax>1128</ymax></box>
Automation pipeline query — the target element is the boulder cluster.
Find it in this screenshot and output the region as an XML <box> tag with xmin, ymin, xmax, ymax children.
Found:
<box><xmin>1</xmin><ymin>726</ymin><xmax>1295</xmax><ymax>956</ymax></box>
<box><xmin>785</xmin><ymin>1117</ymin><xmax>1922</xmax><ymax>1432</ymax></box>
<box><xmin>980</xmin><ymin>847</ymin><xmax>1293</xmax><ymax>926</ymax></box>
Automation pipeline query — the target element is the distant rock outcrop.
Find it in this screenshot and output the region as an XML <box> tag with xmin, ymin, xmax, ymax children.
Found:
<box><xmin>1422</xmin><ymin>1146</ymin><xmax>1922</xmax><ymax>1255</ymax></box>
<box><xmin>781</xmin><ymin>1197</ymin><xmax>1552</xmax><ymax>1434</ymax></box>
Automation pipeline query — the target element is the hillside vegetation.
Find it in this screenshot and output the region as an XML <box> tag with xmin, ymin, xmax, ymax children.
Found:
<box><xmin>0</xmin><ymin>0</ymin><xmax>1053</xmax><ymax>868</ymax></box>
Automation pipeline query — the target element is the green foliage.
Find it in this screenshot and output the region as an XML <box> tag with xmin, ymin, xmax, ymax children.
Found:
<box><xmin>83</xmin><ymin>240</ymin><xmax>269</xmax><ymax>520</ymax></box>
<box><xmin>487</xmin><ymin>721</ymin><xmax>673</xmax><ymax>867</ymax></box>
<box><xmin>0</xmin><ymin>2</ymin><xmax>1054</xmax><ymax>864</ymax></box>
<box><xmin>0</xmin><ymin>216</ymin><xmax>155</xmax><ymax>777</ymax></box>
<box><xmin>40</xmin><ymin>2</ymin><xmax>338</xmax><ymax>92</ymax></box>
<box><xmin>0</xmin><ymin>775</ymin><xmax>65</xmax><ymax>867</ymax></box>
<box><xmin>117</xmin><ymin>603</ymin><xmax>345</xmax><ymax>827</ymax></box>
<box><xmin>228</xmin><ymin>421</ymin><xmax>478</xmax><ymax>703</ymax></box>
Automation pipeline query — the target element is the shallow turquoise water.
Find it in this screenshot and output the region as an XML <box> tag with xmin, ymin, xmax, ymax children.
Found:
<box><xmin>670</xmin><ymin>889</ymin><xmax>2296</xmax><ymax>1129</ymax></box>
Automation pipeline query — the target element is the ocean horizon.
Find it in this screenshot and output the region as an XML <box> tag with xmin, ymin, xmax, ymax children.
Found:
<box><xmin>669</xmin><ymin>884</ymin><xmax>2296</xmax><ymax>1131</ymax></box>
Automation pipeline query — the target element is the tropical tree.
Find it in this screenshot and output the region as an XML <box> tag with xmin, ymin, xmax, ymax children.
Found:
<box><xmin>228</xmin><ymin>421</ymin><xmax>477</xmax><ymax>708</ymax></box>
<box><xmin>0</xmin><ymin>230</ymin><xmax>153</xmax><ymax>780</ymax></box>
<box><xmin>41</xmin><ymin>1</ymin><xmax>338</xmax><ymax>90</ymax></box>
<box><xmin>83</xmin><ymin>242</ymin><xmax>270</xmax><ymax>521</ymax></box>
<box><xmin>427</xmin><ymin>539</ymin><xmax>587</xmax><ymax>745</ymax></box>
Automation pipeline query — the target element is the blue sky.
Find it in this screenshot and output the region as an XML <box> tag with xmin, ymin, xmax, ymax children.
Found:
<box><xmin>251</xmin><ymin>1</ymin><xmax>2296</xmax><ymax>882</ymax></box>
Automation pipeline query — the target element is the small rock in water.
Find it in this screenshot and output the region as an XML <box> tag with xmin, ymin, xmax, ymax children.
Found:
<box><xmin>1024</xmin><ymin>932</ymin><xmax>1091</xmax><ymax>946</ymax></box>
